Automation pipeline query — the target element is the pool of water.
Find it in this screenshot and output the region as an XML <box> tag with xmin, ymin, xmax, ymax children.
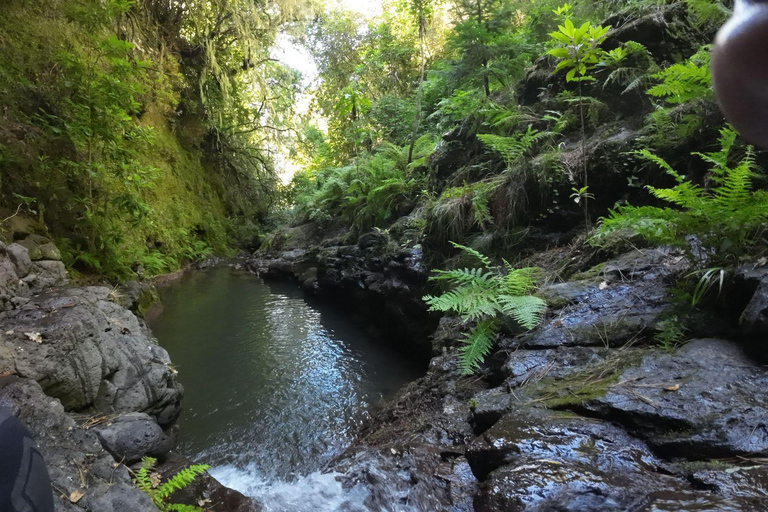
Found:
<box><xmin>148</xmin><ymin>265</ymin><xmax>423</xmax><ymax>504</ymax></box>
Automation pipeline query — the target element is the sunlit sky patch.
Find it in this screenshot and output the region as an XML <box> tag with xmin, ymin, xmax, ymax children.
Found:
<box><xmin>271</xmin><ymin>0</ymin><xmax>384</xmax><ymax>182</ymax></box>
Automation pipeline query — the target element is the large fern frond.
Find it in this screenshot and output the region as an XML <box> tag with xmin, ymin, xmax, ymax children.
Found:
<box><xmin>156</xmin><ymin>465</ymin><xmax>210</xmax><ymax>501</ymax></box>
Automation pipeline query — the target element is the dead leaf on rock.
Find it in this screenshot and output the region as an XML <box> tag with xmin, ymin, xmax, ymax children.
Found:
<box><xmin>198</xmin><ymin>499</ymin><xmax>212</xmax><ymax>507</ymax></box>
<box><xmin>663</xmin><ymin>384</ymin><xmax>681</xmax><ymax>392</ymax></box>
<box><xmin>150</xmin><ymin>472</ymin><xmax>162</xmax><ymax>489</ymax></box>
<box><xmin>24</xmin><ymin>332</ymin><xmax>42</xmax><ymax>344</ymax></box>
<box><xmin>69</xmin><ymin>490</ymin><xmax>84</xmax><ymax>503</ymax></box>
<box><xmin>599</xmin><ymin>281</ymin><xmax>609</xmax><ymax>290</ymax></box>
<box><xmin>5</xmin><ymin>330</ymin><xmax>13</xmax><ymax>335</ymax></box>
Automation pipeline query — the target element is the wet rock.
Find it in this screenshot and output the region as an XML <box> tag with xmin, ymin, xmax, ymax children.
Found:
<box><xmin>468</xmin><ymin>410</ymin><xmax>725</xmax><ymax>511</ymax></box>
<box><xmin>520</xmin><ymin>249</ymin><xmax>684</xmax><ymax>349</ymax></box>
<box><xmin>688</xmin><ymin>465</ymin><xmax>768</xmax><ymax>504</ymax></box>
<box><xmin>599</xmin><ymin>248</ymin><xmax>682</xmax><ymax>281</ymax></box>
<box><xmin>741</xmin><ymin>274</ymin><xmax>768</xmax><ymax>336</ymax></box>
<box><xmin>502</xmin><ymin>346</ymin><xmax>613</xmax><ymax>388</ymax></box>
<box><xmin>158</xmin><ymin>453</ymin><xmax>262</xmax><ymax>512</ymax></box>
<box><xmin>95</xmin><ymin>412</ymin><xmax>173</xmax><ymax>464</ymax></box>
<box><xmin>0</xmin><ymin>377</ymin><xmax>153</xmax><ymax>512</ymax></box>
<box><xmin>538</xmin><ymin>280</ymin><xmax>596</xmax><ymax>309</ymax></box>
<box><xmin>1</xmin><ymin>286</ymin><xmax>182</xmax><ymax>424</ymax></box>
<box><xmin>582</xmin><ymin>339</ymin><xmax>768</xmax><ymax>459</ymax></box>
<box><xmin>80</xmin><ymin>483</ymin><xmax>157</xmax><ymax>512</ymax></box>
<box><xmin>6</xmin><ymin>243</ymin><xmax>32</xmax><ymax>277</ymax></box>
<box><xmin>469</xmin><ymin>387</ymin><xmax>516</xmax><ymax>434</ymax></box>
<box><xmin>332</xmin><ymin>446</ymin><xmax>473</xmax><ymax>512</ymax></box>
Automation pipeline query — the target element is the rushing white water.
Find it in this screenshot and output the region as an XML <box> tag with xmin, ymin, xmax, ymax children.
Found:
<box><xmin>211</xmin><ymin>465</ymin><xmax>370</xmax><ymax>512</ymax></box>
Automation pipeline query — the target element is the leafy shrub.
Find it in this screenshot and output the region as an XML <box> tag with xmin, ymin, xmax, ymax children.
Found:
<box><xmin>423</xmin><ymin>243</ymin><xmax>546</xmax><ymax>374</ymax></box>
<box><xmin>597</xmin><ymin>128</ymin><xmax>768</xmax><ymax>264</ymax></box>
<box><xmin>133</xmin><ymin>457</ymin><xmax>209</xmax><ymax>512</ymax></box>
<box><xmin>291</xmin><ymin>135</ymin><xmax>435</xmax><ymax>231</ymax></box>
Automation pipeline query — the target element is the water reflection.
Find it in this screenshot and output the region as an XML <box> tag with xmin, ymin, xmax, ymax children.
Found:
<box><xmin>149</xmin><ymin>266</ymin><xmax>422</xmax><ymax>482</ymax></box>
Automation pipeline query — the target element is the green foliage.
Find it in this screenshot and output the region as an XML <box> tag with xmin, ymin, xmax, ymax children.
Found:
<box><xmin>601</xmin><ymin>41</ymin><xmax>656</xmax><ymax>94</ymax></box>
<box><xmin>597</xmin><ymin>128</ymin><xmax>768</xmax><ymax>264</ymax></box>
<box><xmin>134</xmin><ymin>457</ymin><xmax>209</xmax><ymax>512</ymax></box>
<box><xmin>547</xmin><ymin>17</ymin><xmax>610</xmax><ymax>83</ymax></box>
<box><xmin>0</xmin><ymin>0</ymin><xmax>292</xmax><ymax>280</ymax></box>
<box><xmin>654</xmin><ymin>317</ymin><xmax>688</xmax><ymax>352</ymax></box>
<box><xmin>423</xmin><ymin>242</ymin><xmax>546</xmax><ymax>374</ymax></box>
<box><xmin>647</xmin><ymin>46</ymin><xmax>712</xmax><ymax>105</ymax></box>
<box><xmin>684</xmin><ymin>0</ymin><xmax>730</xmax><ymax>27</ymax></box>
<box><xmin>290</xmin><ymin>135</ymin><xmax>435</xmax><ymax>231</ymax></box>
<box><xmin>478</xmin><ymin>127</ymin><xmax>548</xmax><ymax>170</ymax></box>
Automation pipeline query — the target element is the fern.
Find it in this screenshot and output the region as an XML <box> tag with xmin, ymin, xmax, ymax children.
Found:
<box><xmin>423</xmin><ymin>243</ymin><xmax>546</xmax><ymax>374</ymax></box>
<box><xmin>685</xmin><ymin>0</ymin><xmax>730</xmax><ymax>27</ymax></box>
<box><xmin>597</xmin><ymin>127</ymin><xmax>768</xmax><ymax>264</ymax></box>
<box><xmin>459</xmin><ymin>319</ymin><xmax>499</xmax><ymax>374</ymax></box>
<box><xmin>647</xmin><ymin>46</ymin><xmax>712</xmax><ymax>105</ymax></box>
<box><xmin>133</xmin><ymin>457</ymin><xmax>210</xmax><ymax>512</ymax></box>
<box><xmin>478</xmin><ymin>126</ymin><xmax>548</xmax><ymax>170</ymax></box>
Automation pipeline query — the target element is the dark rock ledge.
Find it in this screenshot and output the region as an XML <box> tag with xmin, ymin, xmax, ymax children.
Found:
<box><xmin>0</xmin><ymin>237</ymin><xmax>258</xmax><ymax>512</ymax></box>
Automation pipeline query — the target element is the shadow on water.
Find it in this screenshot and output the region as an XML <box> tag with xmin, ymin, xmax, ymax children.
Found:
<box><xmin>148</xmin><ymin>265</ymin><xmax>424</xmax><ymax>488</ymax></box>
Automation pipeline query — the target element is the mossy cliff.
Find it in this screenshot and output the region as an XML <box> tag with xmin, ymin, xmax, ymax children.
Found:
<box><xmin>0</xmin><ymin>0</ymin><xmax>274</xmax><ymax>280</ymax></box>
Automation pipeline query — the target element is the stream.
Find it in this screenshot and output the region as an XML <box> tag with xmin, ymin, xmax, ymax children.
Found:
<box><xmin>148</xmin><ymin>265</ymin><xmax>424</xmax><ymax>510</ymax></box>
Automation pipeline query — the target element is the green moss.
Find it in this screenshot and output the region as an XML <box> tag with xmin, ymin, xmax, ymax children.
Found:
<box><xmin>527</xmin><ymin>350</ymin><xmax>641</xmax><ymax>409</ymax></box>
<box><xmin>136</xmin><ymin>287</ymin><xmax>160</xmax><ymax>319</ymax></box>
<box><xmin>569</xmin><ymin>262</ymin><xmax>606</xmax><ymax>281</ymax></box>
<box><xmin>676</xmin><ymin>459</ymin><xmax>732</xmax><ymax>472</ymax></box>
<box><xmin>538</xmin><ymin>373</ymin><xmax>622</xmax><ymax>408</ymax></box>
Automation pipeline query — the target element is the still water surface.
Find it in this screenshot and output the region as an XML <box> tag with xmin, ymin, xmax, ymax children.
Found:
<box><xmin>149</xmin><ymin>265</ymin><xmax>422</xmax><ymax>506</ymax></box>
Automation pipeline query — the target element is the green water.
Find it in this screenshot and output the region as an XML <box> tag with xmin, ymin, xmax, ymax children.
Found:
<box><xmin>148</xmin><ymin>265</ymin><xmax>423</xmax><ymax>483</ymax></box>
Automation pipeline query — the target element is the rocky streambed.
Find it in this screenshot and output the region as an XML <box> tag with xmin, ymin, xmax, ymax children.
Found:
<box><xmin>4</xmin><ymin>224</ymin><xmax>768</xmax><ymax>512</ymax></box>
<box><xmin>249</xmin><ymin>228</ymin><xmax>768</xmax><ymax>511</ymax></box>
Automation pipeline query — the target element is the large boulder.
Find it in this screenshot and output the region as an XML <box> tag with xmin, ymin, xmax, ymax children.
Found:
<box><xmin>0</xmin><ymin>286</ymin><xmax>182</xmax><ymax>425</ymax></box>
<box><xmin>94</xmin><ymin>413</ymin><xmax>173</xmax><ymax>464</ymax></box>
<box><xmin>519</xmin><ymin>248</ymin><xmax>685</xmax><ymax>349</ymax></box>
<box><xmin>6</xmin><ymin>243</ymin><xmax>32</xmax><ymax>278</ymax></box>
<box><xmin>18</xmin><ymin>234</ymin><xmax>61</xmax><ymax>261</ymax></box>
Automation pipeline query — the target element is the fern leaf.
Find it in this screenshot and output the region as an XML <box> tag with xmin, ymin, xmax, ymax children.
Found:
<box><xmin>497</xmin><ymin>295</ymin><xmax>547</xmax><ymax>330</ymax></box>
<box><xmin>156</xmin><ymin>465</ymin><xmax>210</xmax><ymax>501</ymax></box>
<box><xmin>449</xmin><ymin>241</ymin><xmax>492</xmax><ymax>269</ymax></box>
<box><xmin>459</xmin><ymin>319</ymin><xmax>498</xmax><ymax>375</ymax></box>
